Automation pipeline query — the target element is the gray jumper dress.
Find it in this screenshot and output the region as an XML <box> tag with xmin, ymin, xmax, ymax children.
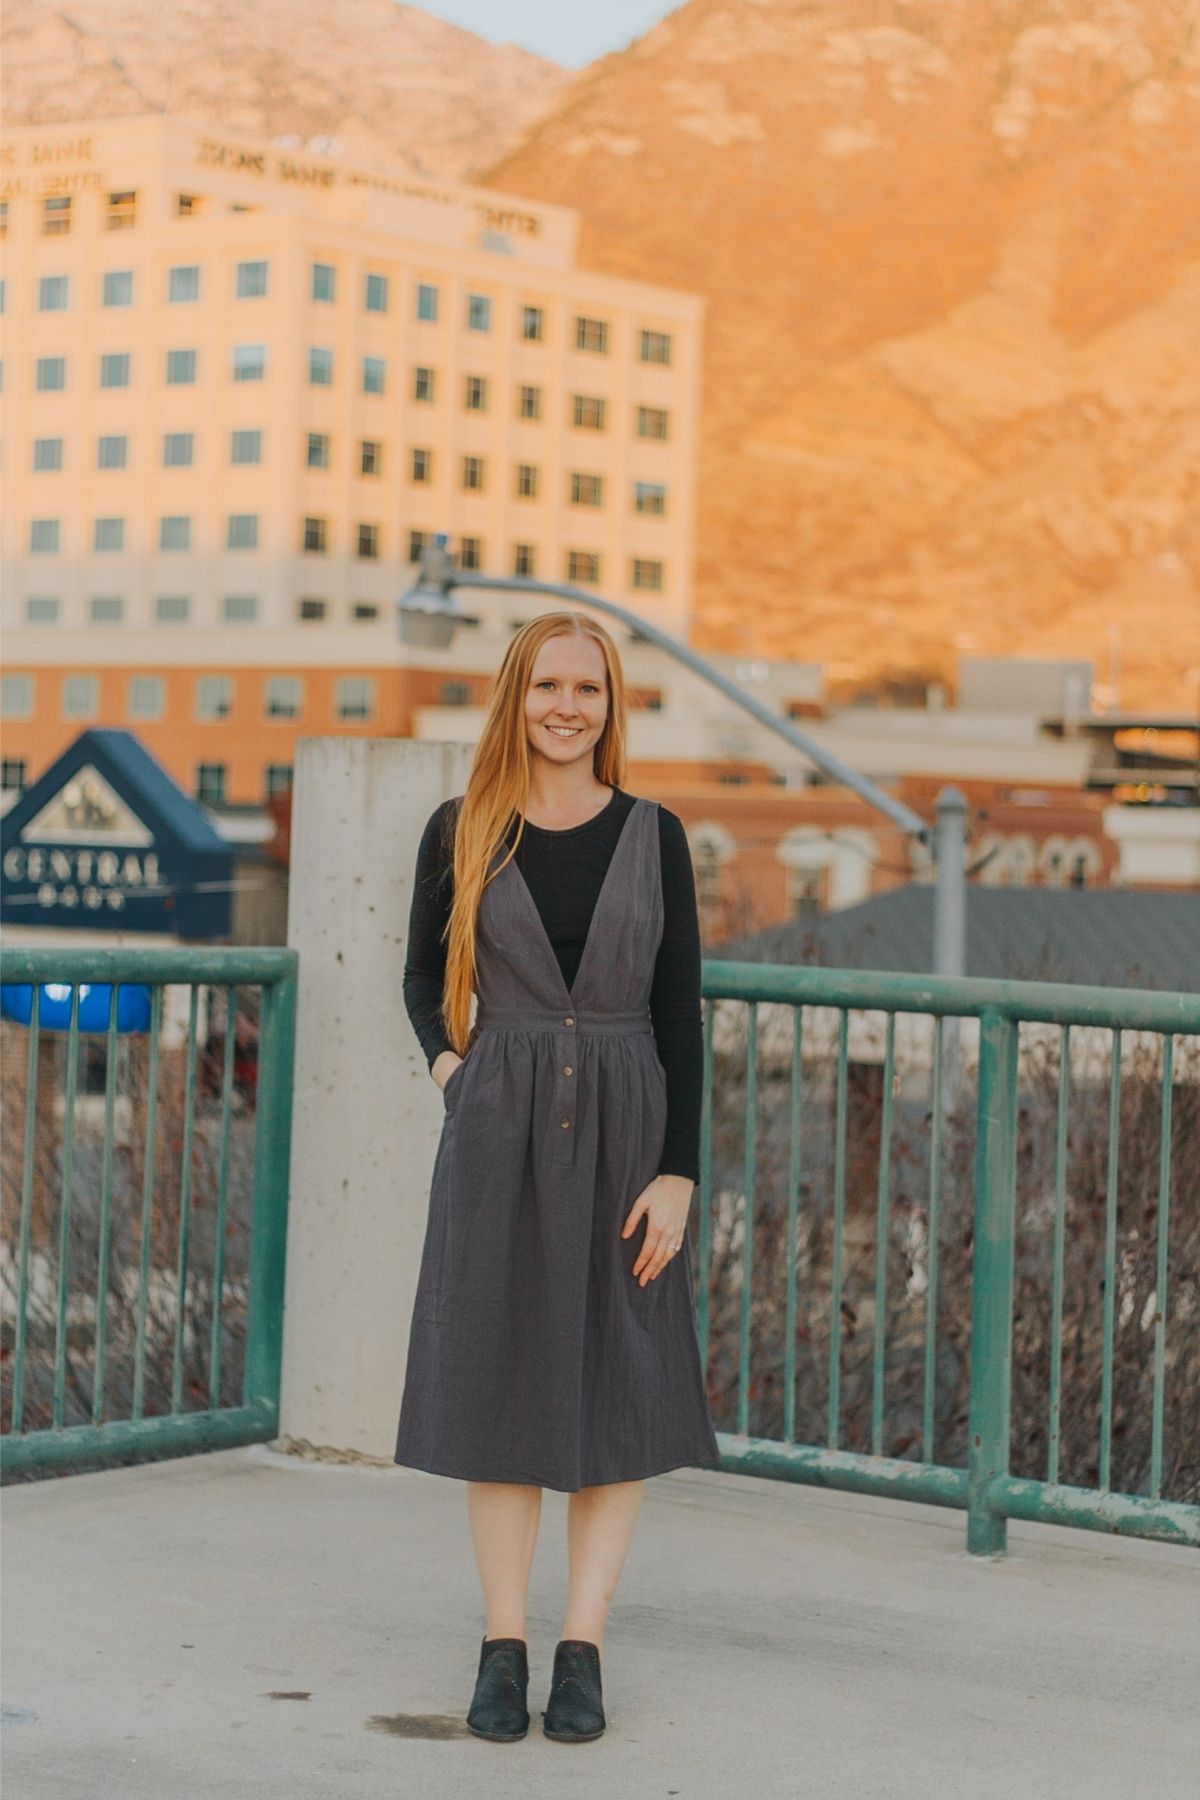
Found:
<box><xmin>394</xmin><ymin>794</ymin><xmax>721</xmax><ymax>1491</ymax></box>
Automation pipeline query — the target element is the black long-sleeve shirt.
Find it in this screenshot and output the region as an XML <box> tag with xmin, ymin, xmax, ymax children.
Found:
<box><xmin>402</xmin><ymin>787</ymin><xmax>704</xmax><ymax>1182</ymax></box>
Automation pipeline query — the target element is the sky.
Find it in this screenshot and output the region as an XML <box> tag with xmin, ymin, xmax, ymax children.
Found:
<box><xmin>406</xmin><ymin>0</ymin><xmax>676</xmax><ymax>67</ymax></box>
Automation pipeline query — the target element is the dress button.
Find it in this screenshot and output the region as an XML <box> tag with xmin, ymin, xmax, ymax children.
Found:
<box><xmin>563</xmin><ymin>1065</ymin><xmax>573</xmax><ymax>1077</ymax></box>
<box><xmin>563</xmin><ymin>1015</ymin><xmax>575</xmax><ymax>1027</ymax></box>
<box><xmin>560</xmin><ymin>1117</ymin><xmax>571</xmax><ymax>1129</ymax></box>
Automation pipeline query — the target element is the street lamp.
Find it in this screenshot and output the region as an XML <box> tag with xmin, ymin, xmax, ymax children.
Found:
<box><xmin>396</xmin><ymin>537</ymin><xmax>968</xmax><ymax>976</ymax></box>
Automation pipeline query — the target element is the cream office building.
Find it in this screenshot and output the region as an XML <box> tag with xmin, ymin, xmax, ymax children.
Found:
<box><xmin>1</xmin><ymin>116</ymin><xmax>702</xmax><ymax>806</ymax></box>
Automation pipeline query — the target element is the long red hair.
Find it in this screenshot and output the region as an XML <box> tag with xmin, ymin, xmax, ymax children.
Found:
<box><xmin>439</xmin><ymin>611</ymin><xmax>629</xmax><ymax>1053</ymax></box>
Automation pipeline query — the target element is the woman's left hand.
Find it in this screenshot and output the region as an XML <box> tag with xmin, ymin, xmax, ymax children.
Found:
<box><xmin>621</xmin><ymin>1174</ymin><xmax>694</xmax><ymax>1286</ymax></box>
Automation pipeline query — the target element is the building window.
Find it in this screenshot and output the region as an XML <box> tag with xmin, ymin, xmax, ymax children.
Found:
<box><xmin>29</xmin><ymin>519</ymin><xmax>61</xmax><ymax>554</ymax></box>
<box><xmin>359</xmin><ymin>439</ymin><xmax>381</xmax><ymax>476</ymax></box>
<box><xmin>306</xmin><ymin>431</ymin><xmax>329</xmax><ymax>469</ymax></box>
<box><xmin>99</xmin><ymin>351</ymin><xmax>130</xmax><ymax>387</ymax></box>
<box><xmin>63</xmin><ymin>675</ymin><xmax>99</xmax><ymax>719</ymax></box>
<box><xmin>94</xmin><ymin>518</ymin><xmax>125</xmax><ymax>552</ymax></box>
<box><xmin>26</xmin><ymin>596</ymin><xmax>61</xmax><ymax>624</ymax></box>
<box><xmin>196</xmin><ymin>676</ymin><xmax>233</xmax><ymax>720</ymax></box>
<box><xmin>356</xmin><ymin>523</ymin><xmax>379</xmax><ymax>559</ymax></box>
<box><xmin>408</xmin><ymin>529</ymin><xmax>427</xmax><ymax>564</ymax></box>
<box><xmin>365</xmin><ymin>272</ymin><xmax>389</xmax><ymax>313</ymax></box>
<box><xmin>637</xmin><ymin>405</ymin><xmax>669</xmax><ymax>441</ymax></box>
<box><xmin>411</xmin><ymin>447</ymin><xmax>433</xmax><ymax>484</ymax></box>
<box><xmin>352</xmin><ymin>603</ymin><xmax>379</xmax><ymax>623</ymax></box>
<box><xmin>155</xmin><ymin>594</ymin><xmax>190</xmax><ymax>623</ymax></box>
<box><xmin>226</xmin><ymin>513</ymin><xmax>258</xmax><ymax>550</ymax></box>
<box><xmin>632</xmin><ymin>557</ymin><xmax>664</xmax><ymax>590</ymax></box>
<box><xmin>311</xmin><ymin>261</ymin><xmax>336</xmax><ymax>302</ymax></box>
<box><xmin>265</xmin><ymin>675</ymin><xmax>302</xmax><ymax>719</ymax></box>
<box><xmin>175</xmin><ymin>193</ymin><xmax>202</xmax><ymax>218</ymax></box>
<box><xmin>37</xmin><ymin>356</ymin><xmax>67</xmax><ymax>391</ymax></box>
<box><xmin>464</xmin><ymin>374</ymin><xmax>488</xmax><ymax>411</ymax></box>
<box><xmin>231</xmin><ymin>429</ymin><xmax>262</xmax><ymax>465</ymax></box>
<box><xmin>128</xmin><ymin>675</ymin><xmax>164</xmax><ymax>719</ymax></box>
<box><xmin>265</xmin><ymin>764</ymin><xmax>293</xmax><ymax>796</ymax></box>
<box><xmin>232</xmin><ymin>343</ymin><xmax>266</xmax><ymax>381</ymax></box>
<box><xmin>515</xmin><ymin>463</ymin><xmax>539</xmax><ymax>499</ymax></box>
<box><xmin>639</xmin><ymin>328</ymin><xmax>672</xmax><ymax>365</ymax></box>
<box><xmin>298</xmin><ymin>597</ymin><xmax>326</xmax><ymax>622</ymax></box>
<box><xmin>572</xmin><ymin>394</ymin><xmax>606</xmax><ymax>430</ymax></box>
<box><xmin>462</xmin><ymin>455</ymin><xmax>485</xmax><ymax>492</ymax></box>
<box><xmin>166</xmin><ymin>348</ymin><xmax>197</xmax><ymax>384</ymax></box>
<box><xmin>0</xmin><ymin>278</ymin><xmax>5</xmax><ymax>312</ymax></box>
<box><xmin>308</xmin><ymin>346</ymin><xmax>334</xmax><ymax>385</ymax></box>
<box><xmin>90</xmin><ymin>595</ymin><xmax>124</xmax><ymax>624</ymax></box>
<box><xmin>106</xmin><ymin>190</ymin><xmax>137</xmax><ymax>231</ymax></box>
<box><xmin>42</xmin><ymin>195</ymin><xmax>72</xmax><ymax>236</ymax></box>
<box><xmin>361</xmin><ymin>355</ymin><xmax>386</xmax><ymax>395</ymax></box>
<box><xmin>459</xmin><ymin>536</ymin><xmax>482</xmax><ymax>570</ymax></box>
<box><xmin>513</xmin><ymin>543</ymin><xmax>536</xmax><ymax>578</ymax></box>
<box><xmin>1</xmin><ymin>759</ymin><xmax>28</xmax><ymax>795</ymax></box>
<box><xmin>521</xmin><ymin>304</ymin><xmax>545</xmax><ymax>342</ymax></box>
<box><xmin>466</xmin><ymin>293</ymin><xmax>491</xmax><ymax>332</ymax></box>
<box><xmin>236</xmin><ymin>260</ymin><xmax>268</xmax><ymax>298</ymax></box>
<box><xmin>0</xmin><ymin>201</ymin><xmax>7</xmax><ymax>236</ymax></box>
<box><xmin>97</xmin><ymin>435</ymin><xmax>127</xmax><ymax>470</ymax></box>
<box><xmin>303</xmin><ymin>516</ymin><xmax>327</xmax><ymax>553</ymax></box>
<box><xmin>159</xmin><ymin>515</ymin><xmax>191</xmax><ymax>551</ymax></box>
<box><xmin>168</xmin><ymin>264</ymin><xmax>200</xmax><ymax>302</ymax></box>
<box><xmin>570</xmin><ymin>472</ymin><xmax>604</xmax><ymax>507</ymax></box>
<box><xmin>335</xmin><ymin>676</ymin><xmax>375</xmax><ymax>721</ymax></box>
<box><xmin>518</xmin><ymin>384</ymin><xmax>541</xmax><ymax>421</ymax></box>
<box><xmin>413</xmin><ymin>365</ymin><xmax>436</xmax><ymax>402</ymax></box>
<box><xmin>196</xmin><ymin>764</ymin><xmax>227</xmax><ymax>805</ymax></box>
<box><xmin>441</xmin><ymin>681</ymin><xmax>470</xmax><ymax>706</ymax></box>
<box><xmin>567</xmin><ymin>550</ymin><xmax>600</xmax><ymax>584</ymax></box>
<box><xmin>33</xmin><ymin>438</ymin><xmax>63</xmax><ymax>472</ymax></box>
<box><xmin>575</xmin><ymin>315</ymin><xmax>608</xmax><ymax>353</ymax></box>
<box><xmin>1</xmin><ymin>674</ymin><xmax>34</xmax><ymax>720</ymax></box>
<box><xmin>39</xmin><ymin>275</ymin><xmax>70</xmax><ymax>310</ymax></box>
<box><xmin>163</xmin><ymin>432</ymin><xmax>194</xmax><ymax>467</ymax></box>
<box><xmin>416</xmin><ymin>282</ymin><xmax>438</xmax><ymax>322</ymax></box>
<box><xmin>223</xmin><ymin>594</ymin><xmax>258</xmax><ymax>624</ymax></box>
<box><xmin>103</xmin><ymin>270</ymin><xmax>133</xmax><ymax>307</ymax></box>
<box><xmin>634</xmin><ymin>481</ymin><xmax>667</xmax><ymax>515</ymax></box>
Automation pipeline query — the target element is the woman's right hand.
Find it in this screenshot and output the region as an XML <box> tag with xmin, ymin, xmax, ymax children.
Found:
<box><xmin>432</xmin><ymin>1049</ymin><xmax>464</xmax><ymax>1093</ymax></box>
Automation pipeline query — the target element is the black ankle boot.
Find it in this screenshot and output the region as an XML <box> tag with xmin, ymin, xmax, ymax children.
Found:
<box><xmin>542</xmin><ymin>1638</ymin><xmax>605</xmax><ymax>1742</ymax></box>
<box><xmin>466</xmin><ymin>1635</ymin><xmax>529</xmax><ymax>1741</ymax></box>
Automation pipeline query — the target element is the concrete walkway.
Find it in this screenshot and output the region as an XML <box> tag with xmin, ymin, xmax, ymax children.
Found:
<box><xmin>3</xmin><ymin>1445</ymin><xmax>1197</xmax><ymax>1800</ymax></box>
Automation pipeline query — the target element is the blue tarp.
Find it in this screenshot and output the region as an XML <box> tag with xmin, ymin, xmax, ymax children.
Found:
<box><xmin>0</xmin><ymin>982</ymin><xmax>153</xmax><ymax>1033</ymax></box>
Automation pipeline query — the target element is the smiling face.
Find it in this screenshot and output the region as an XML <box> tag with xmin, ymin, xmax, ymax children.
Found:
<box><xmin>524</xmin><ymin>632</ymin><xmax>609</xmax><ymax>768</ymax></box>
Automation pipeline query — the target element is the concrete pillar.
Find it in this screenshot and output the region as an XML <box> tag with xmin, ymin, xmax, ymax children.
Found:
<box><xmin>278</xmin><ymin>738</ymin><xmax>472</xmax><ymax>1455</ymax></box>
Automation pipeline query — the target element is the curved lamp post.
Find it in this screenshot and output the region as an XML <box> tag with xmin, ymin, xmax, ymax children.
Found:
<box><xmin>396</xmin><ymin>536</ymin><xmax>968</xmax><ymax>976</ymax></box>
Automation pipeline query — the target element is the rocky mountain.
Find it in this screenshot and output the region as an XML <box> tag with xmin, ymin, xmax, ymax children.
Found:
<box><xmin>487</xmin><ymin>0</ymin><xmax>1200</xmax><ymax>709</ymax></box>
<box><xmin>0</xmin><ymin>0</ymin><xmax>568</xmax><ymax>179</ymax></box>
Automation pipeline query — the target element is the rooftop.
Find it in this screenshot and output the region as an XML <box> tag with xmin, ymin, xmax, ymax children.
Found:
<box><xmin>3</xmin><ymin>1446</ymin><xmax>1196</xmax><ymax>1799</ymax></box>
<box><xmin>720</xmin><ymin>886</ymin><xmax>1200</xmax><ymax>994</ymax></box>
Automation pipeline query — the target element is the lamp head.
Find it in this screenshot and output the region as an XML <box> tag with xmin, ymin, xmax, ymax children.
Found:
<box><xmin>395</xmin><ymin>533</ymin><xmax>464</xmax><ymax>649</ymax></box>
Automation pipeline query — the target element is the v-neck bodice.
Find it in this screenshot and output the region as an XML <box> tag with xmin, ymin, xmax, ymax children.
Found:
<box><xmin>476</xmin><ymin>794</ymin><xmax>663</xmax><ymax>1021</ymax></box>
<box><xmin>491</xmin><ymin>787</ymin><xmax>638</xmax><ymax>1007</ymax></box>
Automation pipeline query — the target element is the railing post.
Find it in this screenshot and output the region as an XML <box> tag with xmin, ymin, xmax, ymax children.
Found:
<box><xmin>242</xmin><ymin>967</ymin><xmax>298</xmax><ymax>1421</ymax></box>
<box><xmin>967</xmin><ymin>1009</ymin><xmax>1019</xmax><ymax>1555</ymax></box>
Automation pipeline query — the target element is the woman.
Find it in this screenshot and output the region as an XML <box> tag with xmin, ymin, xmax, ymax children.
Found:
<box><xmin>395</xmin><ymin>610</ymin><xmax>720</xmax><ymax>1745</ymax></box>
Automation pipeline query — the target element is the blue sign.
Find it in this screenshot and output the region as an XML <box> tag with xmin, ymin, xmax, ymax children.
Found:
<box><xmin>0</xmin><ymin>982</ymin><xmax>153</xmax><ymax>1033</ymax></box>
<box><xmin>1</xmin><ymin>729</ymin><xmax>233</xmax><ymax>938</ymax></box>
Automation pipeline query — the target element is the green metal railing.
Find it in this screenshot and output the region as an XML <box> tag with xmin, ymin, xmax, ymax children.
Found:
<box><xmin>4</xmin><ymin>941</ymin><xmax>1195</xmax><ymax>1559</ymax></box>
<box><xmin>697</xmin><ymin>963</ymin><xmax>1200</xmax><ymax>1555</ymax></box>
<box><xmin>1</xmin><ymin>947</ymin><xmax>297</xmax><ymax>1480</ymax></box>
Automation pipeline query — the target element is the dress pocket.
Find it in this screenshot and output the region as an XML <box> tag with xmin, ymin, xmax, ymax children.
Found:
<box><xmin>441</xmin><ymin>1054</ymin><xmax>469</xmax><ymax>1110</ymax></box>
